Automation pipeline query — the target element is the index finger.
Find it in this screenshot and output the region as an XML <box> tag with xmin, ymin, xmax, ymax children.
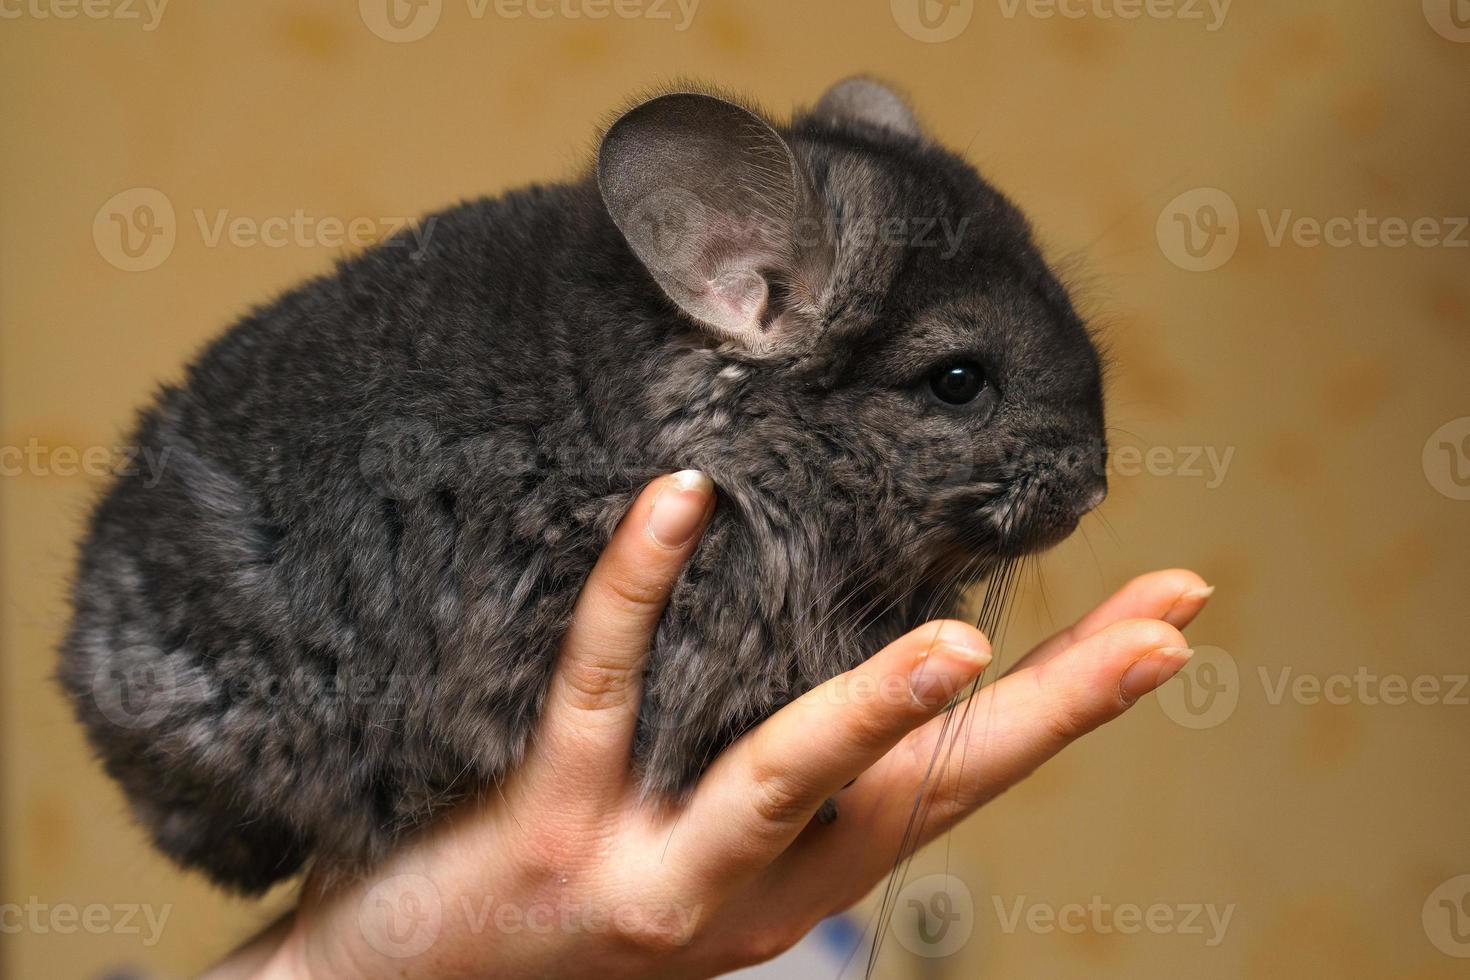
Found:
<box><xmin>665</xmin><ymin>620</ymin><xmax>992</xmax><ymax>897</ymax></box>
<box><xmin>524</xmin><ymin>470</ymin><xmax>714</xmax><ymax>807</ymax></box>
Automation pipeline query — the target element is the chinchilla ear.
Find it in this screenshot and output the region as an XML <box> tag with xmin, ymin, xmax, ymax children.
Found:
<box><xmin>598</xmin><ymin>92</ymin><xmax>833</xmax><ymax>355</ymax></box>
<box><xmin>810</xmin><ymin>76</ymin><xmax>923</xmax><ymax>140</ymax></box>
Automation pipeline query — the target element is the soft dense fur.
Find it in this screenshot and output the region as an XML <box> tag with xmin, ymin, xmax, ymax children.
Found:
<box><xmin>60</xmin><ymin>78</ymin><xmax>1107</xmax><ymax>893</ymax></box>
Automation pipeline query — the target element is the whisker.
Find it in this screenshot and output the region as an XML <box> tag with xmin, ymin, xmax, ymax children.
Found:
<box><xmin>861</xmin><ymin>555</ymin><xmax>1022</xmax><ymax>977</ymax></box>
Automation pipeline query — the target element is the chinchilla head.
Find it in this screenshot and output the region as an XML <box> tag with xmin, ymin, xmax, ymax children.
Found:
<box><xmin>598</xmin><ymin>77</ymin><xmax>1108</xmax><ymax>597</ymax></box>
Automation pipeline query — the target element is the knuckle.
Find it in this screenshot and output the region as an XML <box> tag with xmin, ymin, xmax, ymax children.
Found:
<box><xmin>933</xmin><ymin>773</ymin><xmax>1015</xmax><ymax>827</ymax></box>
<box><xmin>560</xmin><ymin>655</ymin><xmax>637</xmax><ymax>711</ymax></box>
<box><xmin>1154</xmin><ymin>568</ymin><xmax>1206</xmax><ymax>592</ymax></box>
<box><xmin>601</xmin><ymin>567</ymin><xmax>670</xmax><ymax>613</ymax></box>
<box><xmin>731</xmin><ymin>923</ymin><xmax>807</xmax><ymax>968</ymax></box>
<box><xmin>1127</xmin><ymin>570</ymin><xmax>1172</xmax><ymax>594</ymax></box>
<box><xmin>903</xmin><ymin>728</ymin><xmax>941</xmax><ymax>774</ymax></box>
<box><xmin>1028</xmin><ymin>664</ymin><xmax>1093</xmax><ymax>745</ymax></box>
<box><xmin>608</xmin><ymin>901</ymin><xmax>706</xmax><ymax>956</ymax></box>
<box><xmin>841</xmin><ymin>693</ymin><xmax>899</xmax><ymax>749</ymax></box>
<box><xmin>1116</xmin><ymin>617</ymin><xmax>1187</xmax><ymax>652</ymax></box>
<box><xmin>928</xmin><ymin>619</ymin><xmax>988</xmax><ymax>651</ymax></box>
<box><xmin>516</xmin><ymin>822</ymin><xmax>592</xmax><ymax>879</ymax></box>
<box><xmin>747</xmin><ymin>762</ymin><xmax>813</xmax><ymax>829</ymax></box>
<box><xmin>1044</xmin><ymin>691</ymin><xmax>1096</xmax><ymax>745</ymax></box>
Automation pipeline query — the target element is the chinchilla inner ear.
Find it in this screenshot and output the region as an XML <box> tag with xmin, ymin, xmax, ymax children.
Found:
<box><xmin>597</xmin><ymin>92</ymin><xmax>833</xmax><ymax>354</ymax></box>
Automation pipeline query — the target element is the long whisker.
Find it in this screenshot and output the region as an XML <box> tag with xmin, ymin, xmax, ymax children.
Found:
<box><xmin>861</xmin><ymin>555</ymin><xmax>1022</xmax><ymax>977</ymax></box>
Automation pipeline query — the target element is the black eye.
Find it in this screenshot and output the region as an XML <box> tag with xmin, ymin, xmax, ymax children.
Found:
<box><xmin>928</xmin><ymin>363</ymin><xmax>988</xmax><ymax>405</ymax></box>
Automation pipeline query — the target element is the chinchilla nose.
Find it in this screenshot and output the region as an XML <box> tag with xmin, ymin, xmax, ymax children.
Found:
<box><xmin>1076</xmin><ymin>481</ymin><xmax>1108</xmax><ymax>517</ymax></box>
<box><xmin>1058</xmin><ymin>440</ymin><xmax>1108</xmax><ymax>517</ymax></box>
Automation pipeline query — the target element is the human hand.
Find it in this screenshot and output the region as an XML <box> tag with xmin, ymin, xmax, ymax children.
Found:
<box><xmin>214</xmin><ymin>471</ymin><xmax>1210</xmax><ymax>979</ymax></box>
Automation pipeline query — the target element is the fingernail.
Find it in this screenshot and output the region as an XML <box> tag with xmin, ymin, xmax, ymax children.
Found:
<box><xmin>647</xmin><ymin>470</ymin><xmax>713</xmax><ymax>549</ymax></box>
<box><xmin>1163</xmin><ymin>585</ymin><xmax>1215</xmax><ymax>628</ymax></box>
<box><xmin>1120</xmin><ymin>646</ymin><xmax>1194</xmax><ymax>705</ymax></box>
<box><xmin>910</xmin><ymin>637</ymin><xmax>992</xmax><ymax>708</ymax></box>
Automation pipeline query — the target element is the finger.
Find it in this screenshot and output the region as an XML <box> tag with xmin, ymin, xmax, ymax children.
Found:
<box><xmin>1006</xmin><ymin>569</ymin><xmax>1211</xmax><ymax>676</ymax></box>
<box><xmin>528</xmin><ymin>471</ymin><xmax>714</xmax><ymax>803</ymax></box>
<box><xmin>777</xmin><ymin>618</ymin><xmax>1190</xmax><ymax>897</ymax></box>
<box><xmin>667</xmin><ymin>620</ymin><xmax>992</xmax><ymax>895</ymax></box>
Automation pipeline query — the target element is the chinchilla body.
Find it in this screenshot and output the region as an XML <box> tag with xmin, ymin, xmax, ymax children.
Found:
<box><xmin>61</xmin><ymin>79</ymin><xmax>1109</xmax><ymax>893</ymax></box>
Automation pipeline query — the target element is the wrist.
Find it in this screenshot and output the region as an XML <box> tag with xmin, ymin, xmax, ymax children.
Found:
<box><xmin>254</xmin><ymin>922</ymin><xmax>318</xmax><ymax>980</ymax></box>
<box><xmin>199</xmin><ymin>913</ymin><xmax>311</xmax><ymax>980</ymax></box>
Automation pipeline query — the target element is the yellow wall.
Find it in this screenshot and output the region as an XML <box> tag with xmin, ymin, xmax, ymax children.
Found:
<box><xmin>3</xmin><ymin>1</ymin><xmax>1468</xmax><ymax>976</ymax></box>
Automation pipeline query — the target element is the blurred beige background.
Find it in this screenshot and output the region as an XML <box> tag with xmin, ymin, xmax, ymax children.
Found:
<box><xmin>3</xmin><ymin>1</ymin><xmax>1468</xmax><ymax>976</ymax></box>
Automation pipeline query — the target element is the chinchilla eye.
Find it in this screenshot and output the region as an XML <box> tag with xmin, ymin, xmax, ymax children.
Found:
<box><xmin>928</xmin><ymin>362</ymin><xmax>988</xmax><ymax>405</ymax></box>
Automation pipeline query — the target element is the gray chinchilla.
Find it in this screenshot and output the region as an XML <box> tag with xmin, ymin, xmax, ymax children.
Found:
<box><xmin>60</xmin><ymin>77</ymin><xmax>1108</xmax><ymax>893</ymax></box>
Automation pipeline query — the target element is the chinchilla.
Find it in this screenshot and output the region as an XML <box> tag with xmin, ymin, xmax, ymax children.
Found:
<box><xmin>60</xmin><ymin>77</ymin><xmax>1108</xmax><ymax>893</ymax></box>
